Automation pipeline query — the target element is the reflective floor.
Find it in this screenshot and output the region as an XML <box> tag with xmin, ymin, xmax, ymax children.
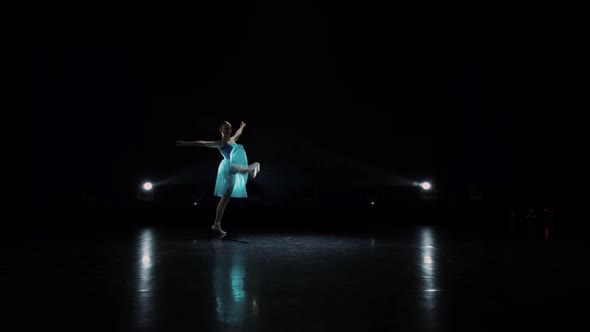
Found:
<box><xmin>10</xmin><ymin>222</ymin><xmax>590</xmax><ymax>332</ymax></box>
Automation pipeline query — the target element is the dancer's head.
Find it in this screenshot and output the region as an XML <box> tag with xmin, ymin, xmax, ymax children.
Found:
<box><xmin>219</xmin><ymin>121</ymin><xmax>232</xmax><ymax>138</ymax></box>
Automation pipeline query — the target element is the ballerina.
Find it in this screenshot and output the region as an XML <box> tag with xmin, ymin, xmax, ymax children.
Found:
<box><xmin>177</xmin><ymin>121</ymin><xmax>260</xmax><ymax>235</ymax></box>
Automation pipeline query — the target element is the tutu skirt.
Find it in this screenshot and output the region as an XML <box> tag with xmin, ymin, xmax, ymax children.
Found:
<box><xmin>214</xmin><ymin>144</ymin><xmax>249</xmax><ymax>198</ymax></box>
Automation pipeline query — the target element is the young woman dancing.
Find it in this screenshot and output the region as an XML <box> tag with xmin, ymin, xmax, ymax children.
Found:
<box><xmin>177</xmin><ymin>121</ymin><xmax>260</xmax><ymax>235</ymax></box>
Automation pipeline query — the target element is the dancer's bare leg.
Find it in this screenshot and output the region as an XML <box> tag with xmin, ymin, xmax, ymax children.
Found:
<box><xmin>231</xmin><ymin>162</ymin><xmax>261</xmax><ymax>178</ymax></box>
<box><xmin>212</xmin><ymin>163</ymin><xmax>261</xmax><ymax>235</ymax></box>
<box><xmin>212</xmin><ymin>192</ymin><xmax>231</xmax><ymax>235</ymax></box>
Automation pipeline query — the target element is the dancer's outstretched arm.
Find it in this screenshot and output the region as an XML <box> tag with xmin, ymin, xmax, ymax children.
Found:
<box><xmin>230</xmin><ymin>121</ymin><xmax>246</xmax><ymax>142</ymax></box>
<box><xmin>176</xmin><ymin>140</ymin><xmax>221</xmax><ymax>148</ymax></box>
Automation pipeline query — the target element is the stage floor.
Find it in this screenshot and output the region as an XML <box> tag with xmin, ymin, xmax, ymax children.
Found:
<box><xmin>9</xmin><ymin>222</ymin><xmax>590</xmax><ymax>332</ymax></box>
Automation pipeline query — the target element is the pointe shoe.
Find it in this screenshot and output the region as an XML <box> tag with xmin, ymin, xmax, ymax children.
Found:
<box><xmin>211</xmin><ymin>223</ymin><xmax>227</xmax><ymax>235</ymax></box>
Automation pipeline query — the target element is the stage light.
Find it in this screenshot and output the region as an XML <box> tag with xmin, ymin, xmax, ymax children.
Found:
<box><xmin>421</xmin><ymin>182</ymin><xmax>432</xmax><ymax>190</ymax></box>
<box><xmin>138</xmin><ymin>181</ymin><xmax>154</xmax><ymax>201</ymax></box>
<box><xmin>143</xmin><ymin>182</ymin><xmax>153</xmax><ymax>191</ymax></box>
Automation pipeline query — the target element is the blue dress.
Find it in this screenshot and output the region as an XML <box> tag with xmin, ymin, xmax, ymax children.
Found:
<box><xmin>214</xmin><ymin>143</ymin><xmax>249</xmax><ymax>198</ymax></box>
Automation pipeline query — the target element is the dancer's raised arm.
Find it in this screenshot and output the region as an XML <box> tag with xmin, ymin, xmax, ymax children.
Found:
<box><xmin>176</xmin><ymin>140</ymin><xmax>221</xmax><ymax>148</ymax></box>
<box><xmin>230</xmin><ymin>121</ymin><xmax>246</xmax><ymax>142</ymax></box>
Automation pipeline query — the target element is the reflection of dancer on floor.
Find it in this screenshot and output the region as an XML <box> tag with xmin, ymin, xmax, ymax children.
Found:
<box><xmin>176</xmin><ymin>121</ymin><xmax>260</xmax><ymax>235</ymax></box>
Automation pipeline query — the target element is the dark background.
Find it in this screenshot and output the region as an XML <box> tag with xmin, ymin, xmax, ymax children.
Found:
<box><xmin>20</xmin><ymin>0</ymin><xmax>569</xmax><ymax>217</ymax></box>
